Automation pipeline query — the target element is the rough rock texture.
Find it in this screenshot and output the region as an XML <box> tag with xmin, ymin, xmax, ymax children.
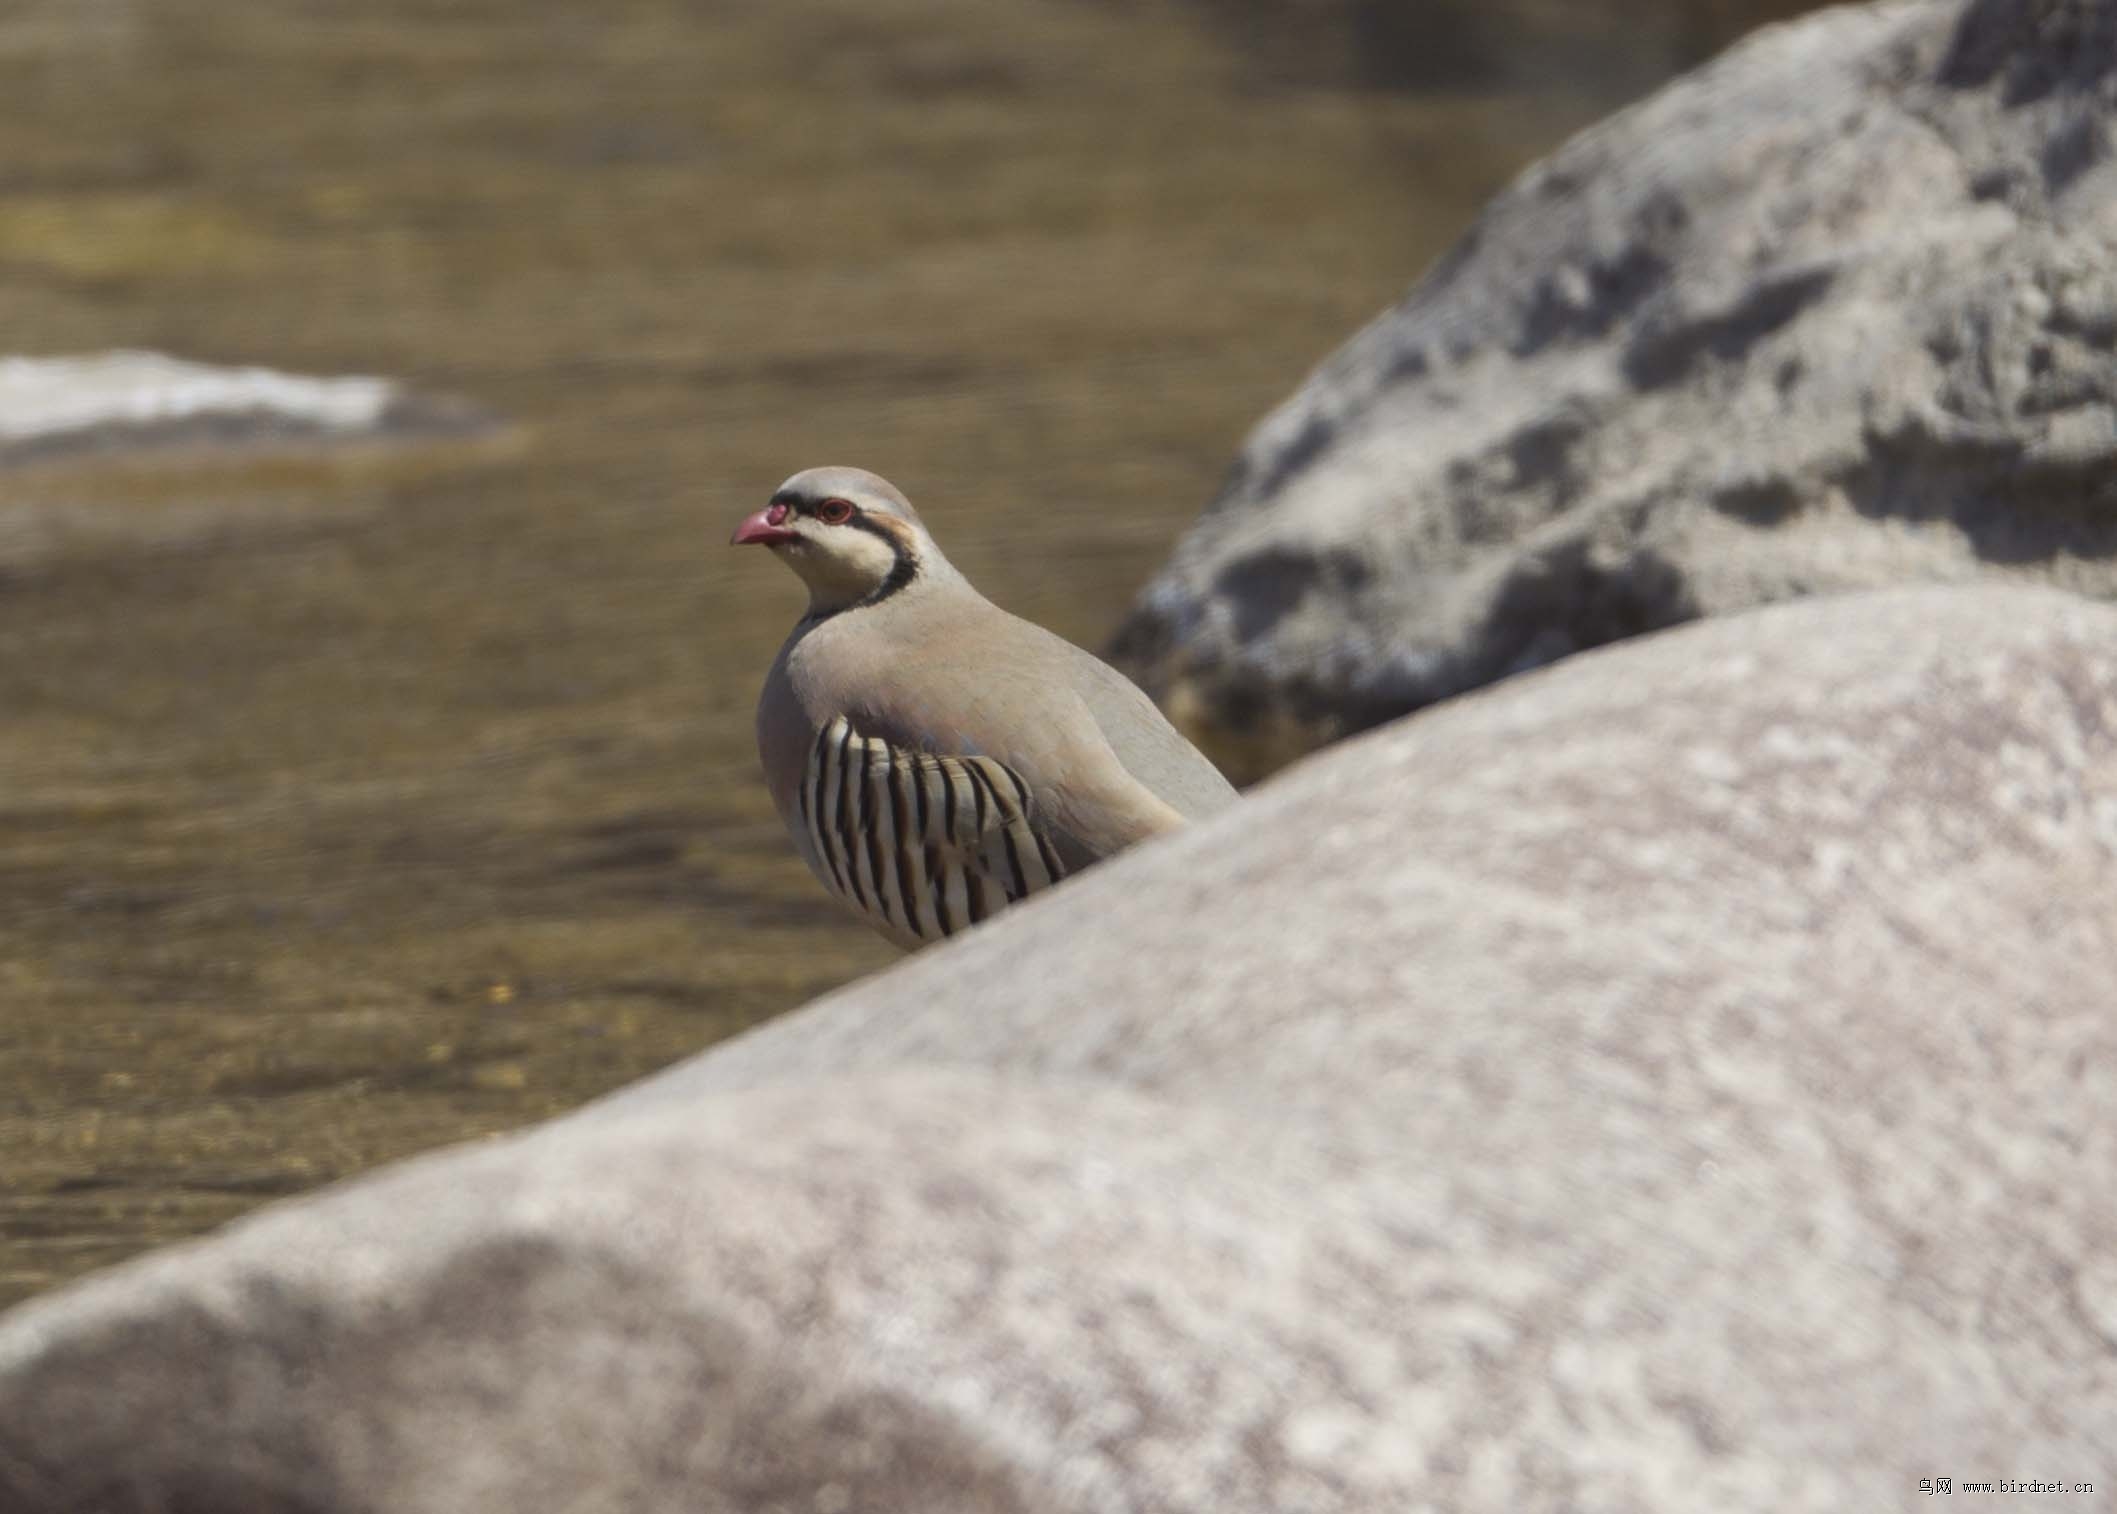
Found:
<box><xmin>1114</xmin><ymin>0</ymin><xmax>2117</xmax><ymax>781</ymax></box>
<box><xmin>0</xmin><ymin>351</ymin><xmax>488</xmax><ymax>467</ymax></box>
<box><xmin>3</xmin><ymin>584</ymin><xmax>2115</xmax><ymax>1512</ymax></box>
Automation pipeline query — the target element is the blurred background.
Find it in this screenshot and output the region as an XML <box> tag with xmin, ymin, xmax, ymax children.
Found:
<box><xmin>0</xmin><ymin>0</ymin><xmax>1816</xmax><ymax>1307</ymax></box>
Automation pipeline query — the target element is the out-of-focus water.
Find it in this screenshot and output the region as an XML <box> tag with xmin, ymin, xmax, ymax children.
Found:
<box><xmin>0</xmin><ymin>0</ymin><xmax>1812</xmax><ymax>1306</ymax></box>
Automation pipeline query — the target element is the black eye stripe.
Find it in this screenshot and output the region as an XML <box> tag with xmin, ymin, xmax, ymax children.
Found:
<box><xmin>846</xmin><ymin>513</ymin><xmax>907</xmax><ymax>552</ymax></box>
<box><xmin>772</xmin><ymin>493</ymin><xmax>863</xmax><ymax>522</ymax></box>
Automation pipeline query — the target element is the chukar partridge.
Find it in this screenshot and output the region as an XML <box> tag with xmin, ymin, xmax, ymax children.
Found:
<box><xmin>733</xmin><ymin>466</ymin><xmax>1238</xmax><ymax>949</ymax></box>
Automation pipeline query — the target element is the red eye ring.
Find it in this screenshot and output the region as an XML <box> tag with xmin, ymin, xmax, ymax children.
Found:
<box><xmin>815</xmin><ymin>498</ymin><xmax>855</xmax><ymax>525</ymax></box>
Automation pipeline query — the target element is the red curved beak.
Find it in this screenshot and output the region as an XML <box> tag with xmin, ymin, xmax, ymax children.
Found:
<box><xmin>731</xmin><ymin>505</ymin><xmax>797</xmax><ymax>547</ymax></box>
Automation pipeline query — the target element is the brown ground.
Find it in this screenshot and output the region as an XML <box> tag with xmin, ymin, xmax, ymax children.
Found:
<box><xmin>0</xmin><ymin>0</ymin><xmax>1813</xmax><ymax>1308</ymax></box>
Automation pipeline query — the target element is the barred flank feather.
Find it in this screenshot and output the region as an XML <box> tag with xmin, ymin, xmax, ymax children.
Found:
<box><xmin>797</xmin><ymin>715</ymin><xmax>1064</xmax><ymax>943</ymax></box>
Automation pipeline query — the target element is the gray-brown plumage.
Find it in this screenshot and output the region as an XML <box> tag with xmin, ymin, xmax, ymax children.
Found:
<box><xmin>732</xmin><ymin>466</ymin><xmax>1238</xmax><ymax>949</ymax></box>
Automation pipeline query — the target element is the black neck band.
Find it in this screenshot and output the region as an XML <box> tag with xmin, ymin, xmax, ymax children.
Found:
<box><xmin>803</xmin><ymin>515</ymin><xmax>917</xmax><ymax>625</ymax></box>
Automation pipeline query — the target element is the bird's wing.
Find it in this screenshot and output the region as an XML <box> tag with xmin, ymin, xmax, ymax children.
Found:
<box><xmin>848</xmin><ymin>670</ymin><xmax>1193</xmax><ymax>878</ymax></box>
<box><xmin>1054</xmin><ymin>636</ymin><xmax>1240</xmax><ymax>822</ymax></box>
<box><xmin>781</xmin><ymin>591</ymin><xmax>1211</xmax><ymax>891</ymax></box>
<box><xmin>795</xmin><ymin>715</ymin><xmax>1068</xmax><ymax>946</ymax></box>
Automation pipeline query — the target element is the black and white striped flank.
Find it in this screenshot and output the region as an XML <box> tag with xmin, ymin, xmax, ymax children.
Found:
<box><xmin>796</xmin><ymin>714</ymin><xmax>1066</xmax><ymax>943</ymax></box>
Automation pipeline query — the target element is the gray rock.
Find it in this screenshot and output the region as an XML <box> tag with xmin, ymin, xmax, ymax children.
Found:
<box><xmin>4</xmin><ymin>584</ymin><xmax>2115</xmax><ymax>1512</ymax></box>
<box><xmin>1113</xmin><ymin>0</ymin><xmax>2117</xmax><ymax>781</ymax></box>
<box><xmin>0</xmin><ymin>351</ymin><xmax>489</xmax><ymax>468</ymax></box>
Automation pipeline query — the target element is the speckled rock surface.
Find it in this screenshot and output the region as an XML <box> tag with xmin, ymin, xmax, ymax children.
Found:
<box><xmin>3</xmin><ymin>584</ymin><xmax>2115</xmax><ymax>1512</ymax></box>
<box><xmin>1113</xmin><ymin>0</ymin><xmax>2117</xmax><ymax>780</ymax></box>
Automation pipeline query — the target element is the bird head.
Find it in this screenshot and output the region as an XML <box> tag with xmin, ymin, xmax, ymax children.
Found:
<box><xmin>732</xmin><ymin>466</ymin><xmax>944</xmax><ymax>616</ymax></box>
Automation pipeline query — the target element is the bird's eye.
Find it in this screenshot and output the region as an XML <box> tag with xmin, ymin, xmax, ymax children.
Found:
<box><xmin>815</xmin><ymin>498</ymin><xmax>855</xmax><ymax>525</ymax></box>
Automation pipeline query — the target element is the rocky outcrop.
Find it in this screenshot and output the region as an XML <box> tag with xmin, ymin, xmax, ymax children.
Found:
<box><xmin>3</xmin><ymin>584</ymin><xmax>2114</xmax><ymax>1513</ymax></box>
<box><xmin>1114</xmin><ymin>0</ymin><xmax>2117</xmax><ymax>781</ymax></box>
<box><xmin>0</xmin><ymin>351</ymin><xmax>488</xmax><ymax>467</ymax></box>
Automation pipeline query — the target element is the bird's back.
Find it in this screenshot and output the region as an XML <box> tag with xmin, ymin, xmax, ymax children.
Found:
<box><xmin>811</xmin><ymin>587</ymin><xmax>1230</xmax><ymax>805</ymax></box>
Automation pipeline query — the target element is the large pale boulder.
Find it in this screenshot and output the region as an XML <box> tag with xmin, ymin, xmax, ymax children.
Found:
<box><xmin>2</xmin><ymin>585</ymin><xmax>2115</xmax><ymax>1512</ymax></box>
<box><xmin>1114</xmin><ymin>0</ymin><xmax>2117</xmax><ymax>780</ymax></box>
